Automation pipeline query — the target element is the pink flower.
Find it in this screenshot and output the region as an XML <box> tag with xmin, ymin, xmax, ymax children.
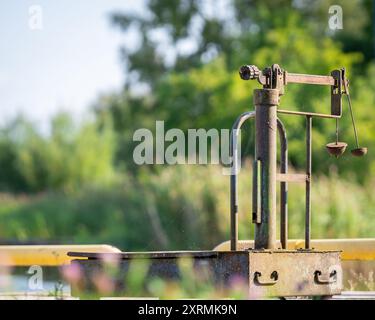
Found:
<box><xmin>92</xmin><ymin>272</ymin><xmax>115</xmax><ymax>295</ymax></box>
<box><xmin>61</xmin><ymin>262</ymin><xmax>83</xmax><ymax>284</ymax></box>
<box><xmin>99</xmin><ymin>253</ymin><xmax>120</xmax><ymax>268</ymax></box>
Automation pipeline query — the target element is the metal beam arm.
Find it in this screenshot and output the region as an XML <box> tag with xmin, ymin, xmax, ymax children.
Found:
<box><xmin>285</xmin><ymin>73</ymin><xmax>336</xmax><ymax>86</ymax></box>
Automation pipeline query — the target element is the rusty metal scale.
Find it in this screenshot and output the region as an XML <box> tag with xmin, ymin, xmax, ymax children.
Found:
<box><xmin>68</xmin><ymin>64</ymin><xmax>367</xmax><ymax>298</ymax></box>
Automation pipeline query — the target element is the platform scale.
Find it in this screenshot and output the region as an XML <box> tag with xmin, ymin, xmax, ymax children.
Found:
<box><xmin>68</xmin><ymin>64</ymin><xmax>367</xmax><ymax>298</ymax></box>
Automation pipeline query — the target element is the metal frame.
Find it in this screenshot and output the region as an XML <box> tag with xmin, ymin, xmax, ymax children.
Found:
<box><xmin>230</xmin><ymin>111</ymin><xmax>255</xmax><ymax>251</ymax></box>
<box><xmin>229</xmin><ymin>98</ymin><xmax>319</xmax><ymax>251</ymax></box>
<box><xmin>233</xmin><ymin>64</ymin><xmax>356</xmax><ymax>252</ymax></box>
<box><xmin>229</xmin><ymin>88</ymin><xmax>315</xmax><ymax>251</ymax></box>
<box><xmin>229</xmin><ymin>112</ymin><xmax>289</xmax><ymax>251</ymax></box>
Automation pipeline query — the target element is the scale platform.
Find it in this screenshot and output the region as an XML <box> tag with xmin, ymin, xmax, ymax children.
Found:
<box><xmin>67</xmin><ymin>64</ymin><xmax>365</xmax><ymax>299</ymax></box>
<box><xmin>68</xmin><ymin>249</ymin><xmax>342</xmax><ymax>298</ymax></box>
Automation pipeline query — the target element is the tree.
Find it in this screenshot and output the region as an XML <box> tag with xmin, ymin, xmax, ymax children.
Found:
<box><xmin>0</xmin><ymin>113</ymin><xmax>115</xmax><ymax>193</ymax></box>
<box><xmin>111</xmin><ymin>0</ymin><xmax>372</xmax><ymax>92</ymax></box>
<box><xmin>96</xmin><ymin>1</ymin><xmax>372</xmax><ymax>180</ymax></box>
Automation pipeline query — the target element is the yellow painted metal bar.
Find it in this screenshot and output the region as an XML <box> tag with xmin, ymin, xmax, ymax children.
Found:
<box><xmin>0</xmin><ymin>245</ymin><xmax>121</xmax><ymax>266</ymax></box>
<box><xmin>213</xmin><ymin>239</ymin><xmax>375</xmax><ymax>261</ymax></box>
<box><xmin>1</xmin><ymin>239</ymin><xmax>374</xmax><ymax>266</ymax></box>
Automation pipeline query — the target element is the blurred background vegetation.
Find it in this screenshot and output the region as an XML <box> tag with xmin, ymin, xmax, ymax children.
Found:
<box><xmin>1</xmin><ymin>0</ymin><xmax>375</xmax><ymax>250</ymax></box>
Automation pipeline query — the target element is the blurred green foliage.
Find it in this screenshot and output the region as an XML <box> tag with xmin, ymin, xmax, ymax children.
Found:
<box><xmin>101</xmin><ymin>0</ymin><xmax>375</xmax><ymax>181</ymax></box>
<box><xmin>0</xmin><ymin>0</ymin><xmax>375</xmax><ymax>248</ymax></box>
<box><xmin>0</xmin><ymin>164</ymin><xmax>375</xmax><ymax>250</ymax></box>
<box><xmin>0</xmin><ymin>113</ymin><xmax>115</xmax><ymax>193</ymax></box>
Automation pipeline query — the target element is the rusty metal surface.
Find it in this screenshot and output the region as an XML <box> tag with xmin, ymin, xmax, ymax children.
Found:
<box><xmin>229</xmin><ymin>111</ymin><xmax>256</xmax><ymax>251</ymax></box>
<box><xmin>70</xmin><ymin>250</ymin><xmax>341</xmax><ymax>298</ymax></box>
<box><xmin>277</xmin><ymin>118</ymin><xmax>288</xmax><ymax>250</ymax></box>
<box><xmin>286</xmin><ymin>73</ymin><xmax>335</xmax><ymax>86</ymax></box>
<box><xmin>249</xmin><ymin>250</ymin><xmax>341</xmax><ymax>297</ymax></box>
<box><xmin>305</xmin><ymin>116</ymin><xmax>312</xmax><ymax>249</ymax></box>
<box><xmin>70</xmin><ymin>250</ymin><xmax>249</xmax><ymax>296</ymax></box>
<box><xmin>254</xmin><ymin>89</ymin><xmax>279</xmax><ymax>250</ymax></box>
<box><xmin>68</xmin><ymin>250</ymin><xmax>219</xmax><ymax>259</ymax></box>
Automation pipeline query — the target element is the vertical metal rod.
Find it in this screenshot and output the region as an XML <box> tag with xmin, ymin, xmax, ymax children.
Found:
<box><xmin>277</xmin><ymin>119</ymin><xmax>288</xmax><ymax>249</ymax></box>
<box><xmin>345</xmin><ymin>93</ymin><xmax>360</xmax><ymax>148</ymax></box>
<box><xmin>254</xmin><ymin>89</ymin><xmax>279</xmax><ymax>250</ymax></box>
<box><xmin>305</xmin><ymin>116</ymin><xmax>312</xmax><ymax>250</ymax></box>
<box><xmin>230</xmin><ymin>161</ymin><xmax>238</xmax><ymax>251</ymax></box>
<box><xmin>230</xmin><ymin>111</ymin><xmax>255</xmax><ymax>251</ymax></box>
<box><xmin>252</xmin><ymin>159</ymin><xmax>262</xmax><ymax>224</ymax></box>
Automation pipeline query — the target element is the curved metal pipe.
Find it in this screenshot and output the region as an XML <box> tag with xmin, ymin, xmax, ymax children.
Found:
<box><xmin>230</xmin><ymin>111</ymin><xmax>255</xmax><ymax>251</ymax></box>
<box><xmin>230</xmin><ymin>113</ymin><xmax>289</xmax><ymax>251</ymax></box>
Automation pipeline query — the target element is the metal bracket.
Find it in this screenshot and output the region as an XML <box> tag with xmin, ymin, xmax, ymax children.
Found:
<box><xmin>314</xmin><ymin>270</ymin><xmax>337</xmax><ymax>284</ymax></box>
<box><xmin>254</xmin><ymin>270</ymin><xmax>279</xmax><ymax>286</ymax></box>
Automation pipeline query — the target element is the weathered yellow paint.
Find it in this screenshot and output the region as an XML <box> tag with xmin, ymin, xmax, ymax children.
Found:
<box><xmin>0</xmin><ymin>245</ymin><xmax>121</xmax><ymax>266</ymax></box>
<box><xmin>213</xmin><ymin>239</ymin><xmax>375</xmax><ymax>261</ymax></box>
<box><xmin>1</xmin><ymin>239</ymin><xmax>373</xmax><ymax>266</ymax></box>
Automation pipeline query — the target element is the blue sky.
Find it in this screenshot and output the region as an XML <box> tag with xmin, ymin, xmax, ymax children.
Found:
<box><xmin>0</xmin><ymin>0</ymin><xmax>144</xmax><ymax>131</ymax></box>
